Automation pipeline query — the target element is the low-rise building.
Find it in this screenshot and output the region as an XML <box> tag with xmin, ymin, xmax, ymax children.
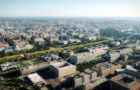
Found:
<box><xmin>73</xmin><ymin>76</ymin><xmax>83</xmax><ymax>88</ymax></box>
<box><xmin>134</xmin><ymin>44</ymin><xmax>140</xmax><ymax>50</ymax></box>
<box><xmin>79</xmin><ymin>72</ymin><xmax>91</xmax><ymax>83</ymax></box>
<box><xmin>27</xmin><ymin>73</ymin><xmax>47</xmax><ymax>86</ymax></box>
<box><xmin>0</xmin><ymin>40</ymin><xmax>33</xmax><ymax>52</ymax></box>
<box><xmin>118</xmin><ymin>48</ymin><xmax>133</xmax><ymax>55</ymax></box>
<box><xmin>14</xmin><ymin>44</ymin><xmax>33</xmax><ymax>51</ymax></box>
<box><xmin>84</xmin><ymin>45</ymin><xmax>108</xmax><ymax>53</ymax></box>
<box><xmin>42</xmin><ymin>54</ymin><xmax>60</xmax><ymax>61</ymax></box>
<box><xmin>68</xmin><ymin>38</ymin><xmax>81</xmax><ymax>43</ymax></box>
<box><xmin>93</xmin><ymin>50</ymin><xmax>107</xmax><ymax>57</ymax></box>
<box><xmin>110</xmin><ymin>73</ymin><xmax>140</xmax><ymax>90</ymax></box>
<box><xmin>48</xmin><ymin>36</ymin><xmax>59</xmax><ymax>42</ymax></box>
<box><xmin>79</xmin><ymin>77</ymin><xmax>108</xmax><ymax>90</ymax></box>
<box><xmin>93</xmin><ymin>62</ymin><xmax>122</xmax><ymax>77</ymax></box>
<box><xmin>83</xmin><ymin>36</ymin><xmax>96</xmax><ymax>41</ymax></box>
<box><xmin>32</xmin><ymin>37</ymin><xmax>45</xmax><ymax>45</ymax></box>
<box><xmin>1</xmin><ymin>62</ymin><xmax>17</xmax><ymax>71</ymax></box>
<box><xmin>78</xmin><ymin>34</ymin><xmax>84</xmax><ymax>38</ymax></box>
<box><xmin>62</xmin><ymin>51</ymin><xmax>74</xmax><ymax>57</ymax></box>
<box><xmin>111</xmin><ymin>41</ymin><xmax>120</xmax><ymax>46</ymax></box>
<box><xmin>73</xmin><ymin>69</ymin><xmax>97</xmax><ymax>88</ymax></box>
<box><xmin>50</xmin><ymin>61</ymin><xmax>76</xmax><ymax>77</ymax></box>
<box><xmin>0</xmin><ymin>41</ymin><xmax>9</xmax><ymax>52</ymax></box>
<box><xmin>108</xmin><ymin>52</ymin><xmax>120</xmax><ymax>62</ymax></box>
<box><xmin>120</xmin><ymin>54</ymin><xmax>129</xmax><ymax>61</ymax></box>
<box><xmin>13</xmin><ymin>40</ymin><xmax>28</xmax><ymax>47</ymax></box>
<box><xmin>84</xmin><ymin>69</ymin><xmax>97</xmax><ymax>80</ymax></box>
<box><xmin>59</xmin><ymin>40</ymin><xmax>68</xmax><ymax>45</ymax></box>
<box><xmin>70</xmin><ymin>52</ymin><xmax>95</xmax><ymax>64</ymax></box>
<box><xmin>20</xmin><ymin>62</ymin><xmax>49</xmax><ymax>75</ymax></box>
<box><xmin>116</xmin><ymin>65</ymin><xmax>140</xmax><ymax>78</ymax></box>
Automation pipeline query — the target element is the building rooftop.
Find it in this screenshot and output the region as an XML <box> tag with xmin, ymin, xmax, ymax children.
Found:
<box><xmin>84</xmin><ymin>69</ymin><xmax>93</xmax><ymax>73</ymax></box>
<box><xmin>74</xmin><ymin>52</ymin><xmax>94</xmax><ymax>56</ymax></box>
<box><xmin>13</xmin><ymin>40</ymin><xmax>28</xmax><ymax>45</ymax></box>
<box><xmin>43</xmin><ymin>54</ymin><xmax>59</xmax><ymax>61</ymax></box>
<box><xmin>80</xmin><ymin>77</ymin><xmax>107</xmax><ymax>89</ymax></box>
<box><xmin>110</xmin><ymin>73</ymin><xmax>140</xmax><ymax>89</ymax></box>
<box><xmin>51</xmin><ymin>61</ymin><xmax>75</xmax><ymax>69</ymax></box>
<box><xmin>0</xmin><ymin>42</ymin><xmax>9</xmax><ymax>47</ymax></box>
<box><xmin>27</xmin><ymin>73</ymin><xmax>44</xmax><ymax>84</ymax></box>
<box><xmin>79</xmin><ymin>72</ymin><xmax>89</xmax><ymax>76</ymax></box>
<box><xmin>94</xmin><ymin>62</ymin><xmax>121</xmax><ymax>70</ymax></box>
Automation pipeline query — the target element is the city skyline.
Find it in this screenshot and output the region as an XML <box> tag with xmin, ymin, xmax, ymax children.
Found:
<box><xmin>1</xmin><ymin>2</ymin><xmax>140</xmax><ymax>89</ymax></box>
<box><xmin>0</xmin><ymin>0</ymin><xmax>140</xmax><ymax>17</ymax></box>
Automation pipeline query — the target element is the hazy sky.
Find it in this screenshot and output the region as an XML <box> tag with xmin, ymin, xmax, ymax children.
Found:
<box><xmin>0</xmin><ymin>0</ymin><xmax>140</xmax><ymax>17</ymax></box>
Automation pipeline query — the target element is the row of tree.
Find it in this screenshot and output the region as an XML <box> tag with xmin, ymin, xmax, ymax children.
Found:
<box><xmin>76</xmin><ymin>60</ymin><xmax>96</xmax><ymax>71</ymax></box>
<box><xmin>0</xmin><ymin>43</ymin><xmax>50</xmax><ymax>58</ymax></box>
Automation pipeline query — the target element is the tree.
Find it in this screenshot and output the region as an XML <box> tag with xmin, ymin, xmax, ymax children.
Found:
<box><xmin>33</xmin><ymin>85</ymin><xmax>41</xmax><ymax>90</ymax></box>
<box><xmin>76</xmin><ymin>60</ymin><xmax>96</xmax><ymax>71</ymax></box>
<box><xmin>100</xmin><ymin>28</ymin><xmax>123</xmax><ymax>39</ymax></box>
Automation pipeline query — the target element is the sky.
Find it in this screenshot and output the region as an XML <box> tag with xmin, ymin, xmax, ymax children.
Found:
<box><xmin>0</xmin><ymin>0</ymin><xmax>140</xmax><ymax>17</ymax></box>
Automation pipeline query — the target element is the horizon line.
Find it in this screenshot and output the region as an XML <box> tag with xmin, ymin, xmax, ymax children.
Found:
<box><xmin>0</xmin><ymin>16</ymin><xmax>140</xmax><ymax>18</ymax></box>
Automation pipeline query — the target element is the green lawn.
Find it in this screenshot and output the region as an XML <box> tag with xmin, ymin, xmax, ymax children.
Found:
<box><xmin>20</xmin><ymin>61</ymin><xmax>31</xmax><ymax>67</ymax></box>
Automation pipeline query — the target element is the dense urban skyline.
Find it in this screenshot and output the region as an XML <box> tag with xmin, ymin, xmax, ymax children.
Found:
<box><xmin>0</xmin><ymin>0</ymin><xmax>140</xmax><ymax>17</ymax></box>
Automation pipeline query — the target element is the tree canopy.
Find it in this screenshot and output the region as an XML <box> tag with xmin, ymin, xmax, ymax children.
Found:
<box><xmin>100</xmin><ymin>28</ymin><xmax>123</xmax><ymax>39</ymax></box>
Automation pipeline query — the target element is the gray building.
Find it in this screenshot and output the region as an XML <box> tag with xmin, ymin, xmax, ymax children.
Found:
<box><xmin>109</xmin><ymin>52</ymin><xmax>120</xmax><ymax>62</ymax></box>
<box><xmin>73</xmin><ymin>69</ymin><xmax>97</xmax><ymax>88</ymax></box>
<box><xmin>84</xmin><ymin>69</ymin><xmax>97</xmax><ymax>80</ymax></box>
<box><xmin>73</xmin><ymin>76</ymin><xmax>83</xmax><ymax>87</ymax></box>
<box><xmin>70</xmin><ymin>52</ymin><xmax>95</xmax><ymax>64</ymax></box>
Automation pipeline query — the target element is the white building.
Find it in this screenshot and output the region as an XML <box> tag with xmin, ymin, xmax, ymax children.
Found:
<box><xmin>50</xmin><ymin>61</ymin><xmax>76</xmax><ymax>77</ymax></box>
<box><xmin>109</xmin><ymin>52</ymin><xmax>120</xmax><ymax>62</ymax></box>
<box><xmin>14</xmin><ymin>44</ymin><xmax>33</xmax><ymax>51</ymax></box>
<box><xmin>70</xmin><ymin>52</ymin><xmax>95</xmax><ymax>64</ymax></box>
<box><xmin>84</xmin><ymin>45</ymin><xmax>108</xmax><ymax>53</ymax></box>
<box><xmin>27</xmin><ymin>73</ymin><xmax>46</xmax><ymax>85</ymax></box>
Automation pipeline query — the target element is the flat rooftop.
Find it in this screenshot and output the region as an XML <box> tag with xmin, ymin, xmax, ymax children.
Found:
<box><xmin>110</xmin><ymin>74</ymin><xmax>140</xmax><ymax>88</ymax></box>
<box><xmin>27</xmin><ymin>73</ymin><xmax>44</xmax><ymax>84</ymax></box>
<box><xmin>79</xmin><ymin>72</ymin><xmax>89</xmax><ymax>76</ymax></box>
<box><xmin>94</xmin><ymin>62</ymin><xmax>121</xmax><ymax>70</ymax></box>
<box><xmin>51</xmin><ymin>61</ymin><xmax>74</xmax><ymax>69</ymax></box>
<box><xmin>80</xmin><ymin>77</ymin><xmax>107</xmax><ymax>89</ymax></box>
<box><xmin>84</xmin><ymin>69</ymin><xmax>93</xmax><ymax>73</ymax></box>
<box><xmin>74</xmin><ymin>52</ymin><xmax>94</xmax><ymax>56</ymax></box>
